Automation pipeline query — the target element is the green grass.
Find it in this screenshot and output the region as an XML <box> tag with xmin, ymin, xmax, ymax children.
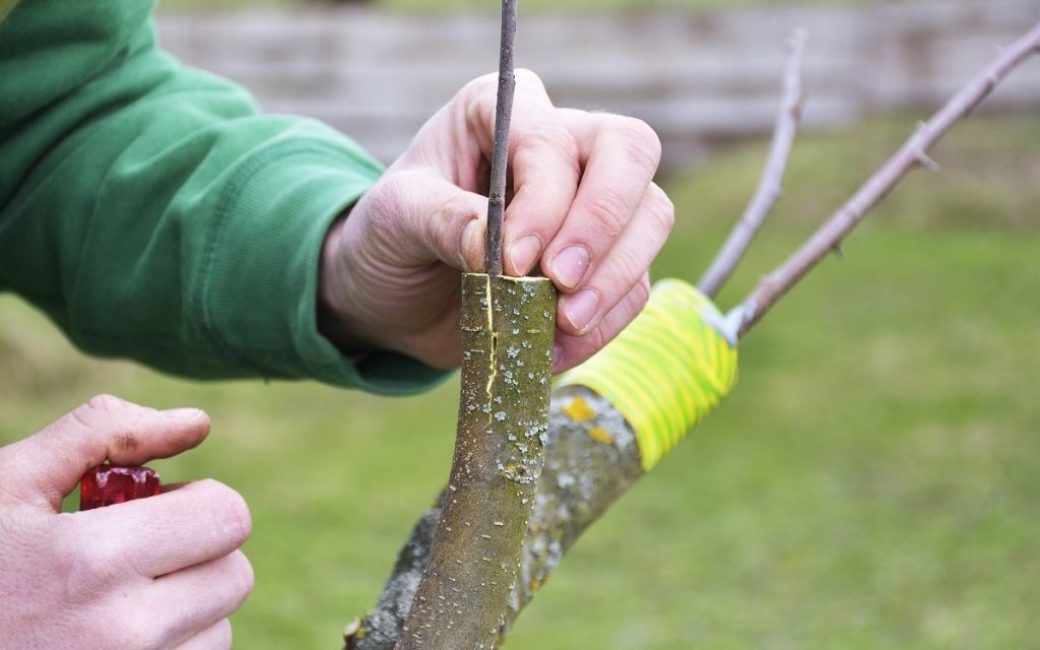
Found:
<box><xmin>2</xmin><ymin>113</ymin><xmax>1039</xmax><ymax>648</ymax></box>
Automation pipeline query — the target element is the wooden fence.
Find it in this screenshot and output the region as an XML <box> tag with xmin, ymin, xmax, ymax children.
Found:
<box><xmin>157</xmin><ymin>0</ymin><xmax>1040</xmax><ymax>168</ymax></box>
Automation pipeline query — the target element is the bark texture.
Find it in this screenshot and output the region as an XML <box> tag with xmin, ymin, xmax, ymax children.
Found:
<box><xmin>388</xmin><ymin>273</ymin><xmax>555</xmax><ymax>650</ymax></box>
<box><xmin>346</xmin><ymin>386</ymin><xmax>641</xmax><ymax>649</ymax></box>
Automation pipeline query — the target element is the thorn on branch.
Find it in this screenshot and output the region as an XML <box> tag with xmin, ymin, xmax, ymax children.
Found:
<box><xmin>916</xmin><ymin>151</ymin><xmax>941</xmax><ymax>173</ymax></box>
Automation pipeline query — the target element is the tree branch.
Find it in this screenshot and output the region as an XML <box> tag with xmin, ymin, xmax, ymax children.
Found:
<box><xmin>377</xmin><ymin>5</ymin><xmax>545</xmax><ymax>648</ymax></box>
<box><xmin>346</xmin><ymin>386</ymin><xmax>642</xmax><ymax>650</ymax></box>
<box><xmin>392</xmin><ymin>275</ymin><xmax>555</xmax><ymax>650</ymax></box>
<box><xmin>698</xmin><ymin>27</ymin><xmax>808</xmax><ymax>298</ymax></box>
<box><xmin>485</xmin><ymin>0</ymin><xmax>517</xmax><ymax>278</ymax></box>
<box><xmin>729</xmin><ymin>21</ymin><xmax>1040</xmax><ymax>337</ymax></box>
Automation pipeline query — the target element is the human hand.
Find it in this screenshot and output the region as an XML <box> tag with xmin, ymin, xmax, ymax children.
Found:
<box><xmin>320</xmin><ymin>70</ymin><xmax>674</xmax><ymax>373</ymax></box>
<box><xmin>0</xmin><ymin>395</ymin><xmax>253</xmax><ymax>650</ymax></box>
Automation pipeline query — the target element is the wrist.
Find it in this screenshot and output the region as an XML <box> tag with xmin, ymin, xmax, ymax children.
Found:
<box><xmin>317</xmin><ymin>211</ymin><xmax>373</xmax><ymax>356</ymax></box>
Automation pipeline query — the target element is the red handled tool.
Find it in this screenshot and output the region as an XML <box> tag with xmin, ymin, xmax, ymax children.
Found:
<box><xmin>79</xmin><ymin>465</ymin><xmax>161</xmax><ymax>511</ymax></box>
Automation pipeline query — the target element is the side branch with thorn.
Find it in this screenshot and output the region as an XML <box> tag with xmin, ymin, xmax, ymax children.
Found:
<box><xmin>729</xmin><ymin>21</ymin><xmax>1040</xmax><ymax>338</ymax></box>
<box><xmin>698</xmin><ymin>27</ymin><xmax>808</xmax><ymax>298</ymax></box>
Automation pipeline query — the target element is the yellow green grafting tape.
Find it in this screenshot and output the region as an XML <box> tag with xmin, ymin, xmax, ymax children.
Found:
<box><xmin>558</xmin><ymin>279</ymin><xmax>738</xmax><ymax>472</ymax></box>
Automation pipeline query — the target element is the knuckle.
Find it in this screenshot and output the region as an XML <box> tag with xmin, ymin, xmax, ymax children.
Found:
<box><xmin>83</xmin><ymin>394</ymin><xmax>130</xmax><ymax>416</ymax></box>
<box><xmin>645</xmin><ymin>186</ymin><xmax>675</xmax><ymax>233</ymax></box>
<box><xmin>435</xmin><ymin>191</ymin><xmax>480</xmax><ymax>226</ymax></box>
<box><xmin>514</xmin><ymin>128</ymin><xmax>579</xmax><ymax>168</ymax></box>
<box><xmin>608</xmin><ymin>247</ymin><xmax>643</xmax><ymax>288</ymax></box>
<box><xmin>61</xmin><ymin>526</ymin><xmax>125</xmax><ymax>598</ymax></box>
<box><xmin>71</xmin><ymin>394</ymin><xmax>131</xmax><ymax>428</ymax></box>
<box><xmin>225</xmin><ymin>550</ymin><xmax>256</xmax><ymax>601</ymax></box>
<box><xmin>198</xmin><ymin>480</ymin><xmax>252</xmax><ymax>547</ymax></box>
<box><xmin>117</xmin><ymin>613</ymin><xmax>164</xmax><ymax>650</ymax></box>
<box><xmin>618</xmin><ymin>117</ymin><xmax>662</xmax><ymax>171</ymax></box>
<box><xmin>585</xmin><ymin>190</ymin><xmax>629</xmax><ymax>239</ymax></box>
<box><xmin>513</xmin><ymin>68</ymin><xmax>545</xmax><ymax>90</ymax></box>
<box><xmin>459</xmin><ymin>74</ymin><xmax>499</xmax><ymax>119</ymax></box>
<box><xmin>462</xmin><ymin>72</ymin><xmax>498</xmax><ymax>97</ymax></box>
<box><xmin>633</xmin><ymin>277</ymin><xmax>652</xmax><ymax>309</ymax></box>
<box><xmin>583</xmin><ymin>325</ymin><xmax>608</xmax><ymax>355</ymax></box>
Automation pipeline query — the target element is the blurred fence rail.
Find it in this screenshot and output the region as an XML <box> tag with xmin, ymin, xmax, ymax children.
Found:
<box><xmin>157</xmin><ymin>0</ymin><xmax>1040</xmax><ymax>169</ymax></box>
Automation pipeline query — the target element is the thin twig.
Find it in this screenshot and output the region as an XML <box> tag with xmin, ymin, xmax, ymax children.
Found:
<box><xmin>485</xmin><ymin>0</ymin><xmax>518</xmax><ymax>277</ymax></box>
<box><xmin>698</xmin><ymin>27</ymin><xmax>808</xmax><ymax>298</ymax></box>
<box><xmin>729</xmin><ymin>21</ymin><xmax>1040</xmax><ymax>338</ymax></box>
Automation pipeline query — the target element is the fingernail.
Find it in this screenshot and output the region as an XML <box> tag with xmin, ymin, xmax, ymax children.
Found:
<box><xmin>550</xmin><ymin>245</ymin><xmax>590</xmax><ymax>289</ymax></box>
<box><xmin>164</xmin><ymin>407</ymin><xmax>203</xmax><ymax>418</ymax></box>
<box><xmin>552</xmin><ymin>343</ymin><xmax>564</xmax><ymax>373</ymax></box>
<box><xmin>508</xmin><ymin>235</ymin><xmax>542</xmax><ymax>275</ymax></box>
<box><xmin>164</xmin><ymin>407</ymin><xmax>208</xmax><ymax>425</ymax></box>
<box><xmin>460</xmin><ymin>218</ymin><xmax>486</xmax><ymax>272</ymax></box>
<box><xmin>562</xmin><ymin>289</ymin><xmax>600</xmax><ymax>333</ymax></box>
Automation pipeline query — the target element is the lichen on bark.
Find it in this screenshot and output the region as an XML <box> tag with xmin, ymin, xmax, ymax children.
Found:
<box><xmin>388</xmin><ymin>273</ymin><xmax>555</xmax><ymax>650</ymax></box>
<box><xmin>346</xmin><ymin>385</ymin><xmax>642</xmax><ymax>650</ymax></box>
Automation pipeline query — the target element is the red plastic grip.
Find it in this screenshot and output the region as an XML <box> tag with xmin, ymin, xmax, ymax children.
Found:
<box><xmin>79</xmin><ymin>465</ymin><xmax>161</xmax><ymax>511</ymax></box>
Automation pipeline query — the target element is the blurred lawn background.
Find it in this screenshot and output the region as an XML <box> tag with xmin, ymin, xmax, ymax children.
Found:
<box><xmin>2</xmin><ymin>107</ymin><xmax>1039</xmax><ymax>648</ymax></box>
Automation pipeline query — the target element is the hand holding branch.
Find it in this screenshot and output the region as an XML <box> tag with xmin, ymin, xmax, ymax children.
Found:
<box><xmin>319</xmin><ymin>71</ymin><xmax>673</xmax><ymax>374</ymax></box>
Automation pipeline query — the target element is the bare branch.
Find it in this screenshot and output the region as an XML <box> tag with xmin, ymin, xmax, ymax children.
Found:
<box><xmin>485</xmin><ymin>0</ymin><xmax>517</xmax><ymax>278</ymax></box>
<box><xmin>698</xmin><ymin>27</ymin><xmax>808</xmax><ymax>298</ymax></box>
<box><xmin>729</xmin><ymin>21</ymin><xmax>1040</xmax><ymax>337</ymax></box>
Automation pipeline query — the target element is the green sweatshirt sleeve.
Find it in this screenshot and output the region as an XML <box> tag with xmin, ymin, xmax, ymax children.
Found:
<box><xmin>0</xmin><ymin>0</ymin><xmax>449</xmax><ymax>395</ymax></box>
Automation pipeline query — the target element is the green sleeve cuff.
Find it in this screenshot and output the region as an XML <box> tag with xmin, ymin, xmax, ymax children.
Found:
<box><xmin>201</xmin><ymin>135</ymin><xmax>451</xmax><ymax>395</ymax></box>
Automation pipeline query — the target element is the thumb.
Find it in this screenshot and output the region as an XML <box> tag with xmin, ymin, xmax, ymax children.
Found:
<box><xmin>364</xmin><ymin>169</ymin><xmax>489</xmax><ymax>274</ymax></box>
<box><xmin>0</xmin><ymin>395</ymin><xmax>210</xmax><ymax>511</ymax></box>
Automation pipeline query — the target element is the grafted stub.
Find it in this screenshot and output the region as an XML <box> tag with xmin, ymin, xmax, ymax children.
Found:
<box><xmin>79</xmin><ymin>465</ymin><xmax>161</xmax><ymax>511</ymax></box>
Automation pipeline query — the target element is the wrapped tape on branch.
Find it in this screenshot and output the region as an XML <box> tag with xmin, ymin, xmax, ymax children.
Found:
<box><xmin>559</xmin><ymin>279</ymin><xmax>738</xmax><ymax>471</ymax></box>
